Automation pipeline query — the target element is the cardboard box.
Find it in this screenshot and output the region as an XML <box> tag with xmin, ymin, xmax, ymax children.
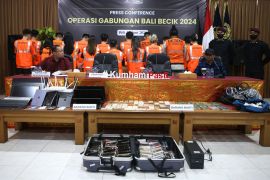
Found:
<box><xmin>178</xmin><ymin>73</ymin><xmax>197</xmax><ymax>79</ymax></box>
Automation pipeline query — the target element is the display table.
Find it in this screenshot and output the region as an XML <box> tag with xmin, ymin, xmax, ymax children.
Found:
<box><xmin>0</xmin><ymin>109</ymin><xmax>85</xmax><ymax>145</ymax></box>
<box><xmin>183</xmin><ymin>110</ymin><xmax>270</xmax><ymax>146</ymax></box>
<box><xmin>87</xmin><ymin>110</ymin><xmax>180</xmax><ymax>142</ymax></box>
<box><xmin>2</xmin><ymin>75</ymin><xmax>268</xmax><ymax>145</ymax></box>
<box><xmin>0</xmin><ymin>107</ymin><xmax>269</xmax><ymax>146</ymax></box>
<box><xmin>5</xmin><ymin>76</ymin><xmax>264</xmax><ymax>102</ymax></box>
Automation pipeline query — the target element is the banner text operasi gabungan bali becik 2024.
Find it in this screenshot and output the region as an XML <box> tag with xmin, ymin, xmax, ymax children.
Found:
<box><xmin>58</xmin><ymin>0</ymin><xmax>206</xmax><ymax>43</ymax></box>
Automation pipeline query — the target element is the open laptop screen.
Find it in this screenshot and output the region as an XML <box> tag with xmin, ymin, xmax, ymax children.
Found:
<box><xmin>12</xmin><ymin>77</ymin><xmax>46</xmax><ymax>89</ymax></box>
<box><xmin>10</xmin><ymin>85</ymin><xmax>39</xmax><ymax>98</ymax></box>
<box><xmin>73</xmin><ymin>86</ymin><xmax>105</xmax><ymax>100</ymax></box>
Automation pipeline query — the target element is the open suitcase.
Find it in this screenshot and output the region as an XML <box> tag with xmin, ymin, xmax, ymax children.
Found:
<box><xmin>134</xmin><ymin>135</ymin><xmax>185</xmax><ymax>172</ymax></box>
<box><xmin>83</xmin><ymin>134</ymin><xmax>185</xmax><ymax>176</ymax></box>
<box><xmin>82</xmin><ymin>134</ymin><xmax>134</xmax><ymax>175</ymax></box>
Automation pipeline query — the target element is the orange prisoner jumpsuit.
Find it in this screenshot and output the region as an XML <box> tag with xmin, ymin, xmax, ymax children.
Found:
<box><xmin>73</xmin><ymin>40</ymin><xmax>88</xmax><ymax>69</ymax></box>
<box><xmin>96</xmin><ymin>43</ymin><xmax>110</xmax><ymax>53</ymax></box>
<box><xmin>145</xmin><ymin>44</ymin><xmax>162</xmax><ymax>58</ymax></box>
<box><xmin>140</xmin><ymin>39</ymin><xmax>151</xmax><ymax>50</ymax></box>
<box><xmin>53</xmin><ymin>39</ymin><xmax>65</xmax><ymax>49</ymax></box>
<box><xmin>126</xmin><ymin>48</ymin><xmax>145</xmax><ymax>73</ymax></box>
<box><xmin>81</xmin><ymin>47</ymin><xmax>95</xmax><ymax>71</ymax></box>
<box><xmin>164</xmin><ymin>38</ymin><xmax>186</xmax><ymax>64</ymax></box>
<box><xmin>31</xmin><ymin>39</ymin><xmax>41</xmax><ymax>66</ymax></box>
<box><xmin>186</xmin><ymin>44</ymin><xmax>203</xmax><ymax>72</ymax></box>
<box><xmin>108</xmin><ymin>49</ymin><xmax>123</xmax><ymax>73</ymax></box>
<box><xmin>14</xmin><ymin>39</ymin><xmax>34</xmax><ymax>68</ymax></box>
<box><xmin>120</xmin><ymin>40</ymin><xmax>132</xmax><ymax>63</ymax></box>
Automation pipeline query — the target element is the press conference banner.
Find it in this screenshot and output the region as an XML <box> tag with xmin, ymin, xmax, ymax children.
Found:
<box><xmin>58</xmin><ymin>0</ymin><xmax>206</xmax><ymax>42</ymax></box>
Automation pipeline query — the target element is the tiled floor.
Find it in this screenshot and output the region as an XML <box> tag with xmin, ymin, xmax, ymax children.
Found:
<box><xmin>0</xmin><ymin>128</ymin><xmax>270</xmax><ymax>180</ymax></box>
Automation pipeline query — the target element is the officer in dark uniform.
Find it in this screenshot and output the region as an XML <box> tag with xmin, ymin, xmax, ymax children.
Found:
<box><xmin>209</xmin><ymin>27</ymin><xmax>234</xmax><ymax>75</ymax></box>
<box><xmin>243</xmin><ymin>28</ymin><xmax>270</xmax><ymax>79</ymax></box>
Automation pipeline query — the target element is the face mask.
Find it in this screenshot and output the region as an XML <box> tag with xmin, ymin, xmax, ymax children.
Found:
<box><xmin>217</xmin><ymin>34</ymin><xmax>224</xmax><ymax>39</ymax></box>
<box><xmin>250</xmin><ymin>34</ymin><xmax>258</xmax><ymax>40</ymax></box>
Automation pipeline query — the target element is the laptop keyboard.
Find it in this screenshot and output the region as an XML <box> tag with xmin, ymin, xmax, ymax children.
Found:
<box><xmin>4</xmin><ymin>97</ymin><xmax>31</xmax><ymax>101</ymax></box>
<box><xmin>0</xmin><ymin>99</ymin><xmax>30</xmax><ymax>108</ymax></box>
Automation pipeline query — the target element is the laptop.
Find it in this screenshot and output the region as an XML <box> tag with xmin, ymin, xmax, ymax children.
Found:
<box><xmin>72</xmin><ymin>86</ymin><xmax>105</xmax><ymax>109</ymax></box>
<box><xmin>12</xmin><ymin>77</ymin><xmax>46</xmax><ymax>89</ymax></box>
<box><xmin>10</xmin><ymin>85</ymin><xmax>39</xmax><ymax>98</ymax></box>
<box><xmin>42</xmin><ymin>91</ymin><xmax>59</xmax><ymax>107</ymax></box>
<box><xmin>0</xmin><ymin>85</ymin><xmax>39</xmax><ymax>108</ymax></box>
<box><xmin>31</xmin><ymin>89</ymin><xmax>48</xmax><ymax>107</ymax></box>
<box><xmin>57</xmin><ymin>92</ymin><xmax>73</xmax><ymax>107</ymax></box>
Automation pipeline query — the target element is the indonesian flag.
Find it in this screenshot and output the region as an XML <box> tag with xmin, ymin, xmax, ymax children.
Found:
<box><xmin>202</xmin><ymin>0</ymin><xmax>214</xmax><ymax>51</ymax></box>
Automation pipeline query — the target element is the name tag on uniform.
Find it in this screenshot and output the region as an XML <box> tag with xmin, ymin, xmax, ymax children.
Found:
<box><xmin>170</xmin><ymin>104</ymin><xmax>194</xmax><ymax>111</ymax></box>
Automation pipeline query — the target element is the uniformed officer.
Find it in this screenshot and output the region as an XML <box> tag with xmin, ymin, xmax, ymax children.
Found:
<box><xmin>243</xmin><ymin>28</ymin><xmax>270</xmax><ymax>79</ymax></box>
<box><xmin>209</xmin><ymin>27</ymin><xmax>234</xmax><ymax>75</ymax></box>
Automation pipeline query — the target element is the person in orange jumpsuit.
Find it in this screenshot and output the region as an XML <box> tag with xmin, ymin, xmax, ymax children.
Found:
<box><xmin>162</xmin><ymin>25</ymin><xmax>186</xmax><ymax>72</ymax></box>
<box><xmin>97</xmin><ymin>33</ymin><xmax>110</xmax><ymax>53</ymax></box>
<box><xmin>145</xmin><ymin>34</ymin><xmax>162</xmax><ymax>58</ymax></box>
<box><xmin>140</xmin><ymin>32</ymin><xmax>151</xmax><ymax>50</ymax></box>
<box><xmin>126</xmin><ymin>37</ymin><xmax>145</xmax><ymax>73</ymax></box>
<box><xmin>80</xmin><ymin>37</ymin><xmax>97</xmax><ymax>72</ymax></box>
<box><xmin>53</xmin><ymin>32</ymin><xmax>65</xmax><ymax>49</ymax></box>
<box><xmin>108</xmin><ymin>39</ymin><xmax>123</xmax><ymax>74</ymax></box>
<box><xmin>31</xmin><ymin>29</ymin><xmax>41</xmax><ymax>66</ymax></box>
<box><xmin>40</xmin><ymin>38</ymin><xmax>53</xmax><ymax>62</ymax></box>
<box><xmin>73</xmin><ymin>34</ymin><xmax>90</xmax><ymax>69</ymax></box>
<box><xmin>120</xmin><ymin>31</ymin><xmax>133</xmax><ymax>63</ymax></box>
<box><xmin>14</xmin><ymin>28</ymin><xmax>34</xmax><ymax>74</ymax></box>
<box><xmin>186</xmin><ymin>34</ymin><xmax>204</xmax><ymax>72</ymax></box>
